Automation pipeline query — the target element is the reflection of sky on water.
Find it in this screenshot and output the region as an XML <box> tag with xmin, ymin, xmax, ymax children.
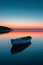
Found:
<box><xmin>0</xmin><ymin>32</ymin><xmax>43</xmax><ymax>65</ymax></box>
<box><xmin>0</xmin><ymin>32</ymin><xmax>43</xmax><ymax>38</ymax></box>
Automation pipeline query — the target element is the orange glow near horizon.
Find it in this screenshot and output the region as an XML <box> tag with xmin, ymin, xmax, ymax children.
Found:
<box><xmin>0</xmin><ymin>19</ymin><xmax>43</xmax><ymax>29</ymax></box>
<box><xmin>0</xmin><ymin>23</ymin><xmax>43</xmax><ymax>29</ymax></box>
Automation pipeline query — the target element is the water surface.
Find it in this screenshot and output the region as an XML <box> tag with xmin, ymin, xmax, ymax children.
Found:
<box><xmin>0</xmin><ymin>32</ymin><xmax>43</xmax><ymax>65</ymax></box>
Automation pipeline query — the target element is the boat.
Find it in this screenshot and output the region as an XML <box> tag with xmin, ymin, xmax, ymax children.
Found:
<box><xmin>11</xmin><ymin>36</ymin><xmax>32</xmax><ymax>45</ymax></box>
<box><xmin>11</xmin><ymin>42</ymin><xmax>32</xmax><ymax>54</ymax></box>
<box><xmin>0</xmin><ymin>26</ymin><xmax>12</xmax><ymax>34</ymax></box>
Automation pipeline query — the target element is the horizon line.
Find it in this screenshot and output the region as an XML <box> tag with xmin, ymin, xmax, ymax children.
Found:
<box><xmin>12</xmin><ymin>28</ymin><xmax>43</xmax><ymax>32</ymax></box>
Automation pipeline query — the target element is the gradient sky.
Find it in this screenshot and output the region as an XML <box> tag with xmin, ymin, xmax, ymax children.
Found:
<box><xmin>0</xmin><ymin>0</ymin><xmax>43</xmax><ymax>28</ymax></box>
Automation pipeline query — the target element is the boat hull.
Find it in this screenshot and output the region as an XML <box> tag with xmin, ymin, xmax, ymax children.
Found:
<box><xmin>11</xmin><ymin>36</ymin><xmax>32</xmax><ymax>45</ymax></box>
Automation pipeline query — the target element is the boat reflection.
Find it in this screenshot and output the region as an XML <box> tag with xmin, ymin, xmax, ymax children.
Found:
<box><xmin>11</xmin><ymin>41</ymin><xmax>32</xmax><ymax>54</ymax></box>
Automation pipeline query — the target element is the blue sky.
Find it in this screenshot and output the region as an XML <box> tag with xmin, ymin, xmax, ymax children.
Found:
<box><xmin>0</xmin><ymin>0</ymin><xmax>43</xmax><ymax>27</ymax></box>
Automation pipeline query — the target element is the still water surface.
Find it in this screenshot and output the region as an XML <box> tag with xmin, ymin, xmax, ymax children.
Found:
<box><xmin>0</xmin><ymin>32</ymin><xmax>43</xmax><ymax>65</ymax></box>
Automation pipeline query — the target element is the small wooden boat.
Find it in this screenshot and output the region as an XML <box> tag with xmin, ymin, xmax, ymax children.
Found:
<box><xmin>11</xmin><ymin>36</ymin><xmax>32</xmax><ymax>45</ymax></box>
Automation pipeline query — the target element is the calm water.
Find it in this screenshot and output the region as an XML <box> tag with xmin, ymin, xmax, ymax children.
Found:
<box><xmin>0</xmin><ymin>32</ymin><xmax>43</xmax><ymax>65</ymax></box>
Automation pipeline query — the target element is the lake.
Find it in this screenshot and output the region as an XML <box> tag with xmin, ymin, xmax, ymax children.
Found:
<box><xmin>0</xmin><ymin>32</ymin><xmax>43</xmax><ymax>65</ymax></box>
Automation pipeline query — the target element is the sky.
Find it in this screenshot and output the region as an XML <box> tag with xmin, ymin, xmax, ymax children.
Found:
<box><xmin>0</xmin><ymin>0</ymin><xmax>43</xmax><ymax>28</ymax></box>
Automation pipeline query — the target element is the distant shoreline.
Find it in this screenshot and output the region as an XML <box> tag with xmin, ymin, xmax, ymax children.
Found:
<box><xmin>0</xmin><ymin>26</ymin><xmax>12</xmax><ymax>34</ymax></box>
